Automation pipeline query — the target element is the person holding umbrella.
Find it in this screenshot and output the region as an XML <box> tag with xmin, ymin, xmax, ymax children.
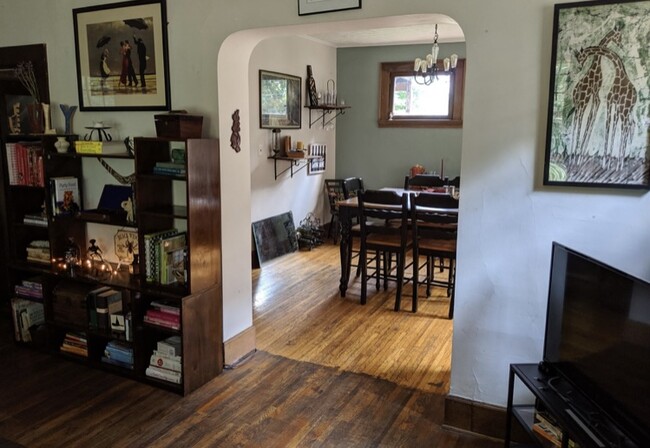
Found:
<box><xmin>133</xmin><ymin>34</ymin><xmax>147</xmax><ymax>89</ymax></box>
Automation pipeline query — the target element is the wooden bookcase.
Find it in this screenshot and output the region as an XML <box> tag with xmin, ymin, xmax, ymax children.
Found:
<box><xmin>0</xmin><ymin>135</ymin><xmax>222</xmax><ymax>395</ymax></box>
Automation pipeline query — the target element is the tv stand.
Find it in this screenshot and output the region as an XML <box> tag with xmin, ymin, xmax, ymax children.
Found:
<box><xmin>505</xmin><ymin>363</ymin><xmax>640</xmax><ymax>448</ymax></box>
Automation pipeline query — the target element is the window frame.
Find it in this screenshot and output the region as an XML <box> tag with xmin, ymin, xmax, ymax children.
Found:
<box><xmin>378</xmin><ymin>59</ymin><xmax>465</xmax><ymax>128</ymax></box>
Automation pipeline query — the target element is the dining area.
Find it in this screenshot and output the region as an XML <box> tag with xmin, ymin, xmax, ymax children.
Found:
<box><xmin>328</xmin><ymin>174</ymin><xmax>460</xmax><ymax>319</ymax></box>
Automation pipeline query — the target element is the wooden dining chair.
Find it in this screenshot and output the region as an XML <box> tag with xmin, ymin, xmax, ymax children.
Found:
<box><xmin>410</xmin><ymin>192</ymin><xmax>459</xmax><ymax>317</ymax></box>
<box><xmin>404</xmin><ymin>174</ymin><xmax>446</xmax><ymax>190</ymax></box>
<box><xmin>448</xmin><ymin>176</ymin><xmax>461</xmax><ymax>188</ymax></box>
<box><xmin>342</xmin><ymin>176</ymin><xmax>365</xmax><ymax>276</ymax></box>
<box><xmin>324</xmin><ymin>179</ymin><xmax>346</xmax><ymax>243</ymax></box>
<box><xmin>358</xmin><ymin>190</ymin><xmax>412</xmax><ymax>310</ymax></box>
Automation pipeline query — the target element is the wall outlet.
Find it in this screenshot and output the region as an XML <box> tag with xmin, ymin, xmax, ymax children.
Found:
<box><xmin>258</xmin><ymin>144</ymin><xmax>263</xmax><ymax>155</ymax></box>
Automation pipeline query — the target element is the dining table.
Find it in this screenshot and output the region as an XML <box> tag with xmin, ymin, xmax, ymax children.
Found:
<box><xmin>336</xmin><ymin>187</ymin><xmax>459</xmax><ymax>296</ymax></box>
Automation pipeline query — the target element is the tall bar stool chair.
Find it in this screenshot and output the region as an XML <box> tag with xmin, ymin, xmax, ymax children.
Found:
<box><xmin>410</xmin><ymin>192</ymin><xmax>459</xmax><ymax>317</ymax></box>
<box><xmin>358</xmin><ymin>190</ymin><xmax>412</xmax><ymax>310</ymax></box>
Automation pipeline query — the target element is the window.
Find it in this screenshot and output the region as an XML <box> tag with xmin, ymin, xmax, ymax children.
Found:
<box><xmin>378</xmin><ymin>60</ymin><xmax>465</xmax><ymax>128</ymax></box>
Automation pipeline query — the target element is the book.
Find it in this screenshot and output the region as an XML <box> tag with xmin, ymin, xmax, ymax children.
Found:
<box><xmin>143</xmin><ymin>229</ymin><xmax>178</xmax><ymax>282</ymax></box>
<box><xmin>150</xmin><ymin>299</ymin><xmax>181</xmax><ymax>315</ymax></box>
<box><xmin>96</xmin><ymin>289</ymin><xmax>122</xmax><ymax>331</ymax></box>
<box><xmin>86</xmin><ymin>285</ymin><xmax>111</xmax><ymax>330</ymax></box>
<box><xmin>11</xmin><ymin>298</ymin><xmax>45</xmax><ymax>342</ymax></box>
<box><xmin>159</xmin><ymin>233</ymin><xmax>186</xmax><ymax>284</ymax></box>
<box><xmin>155</xmin><ymin>161</ymin><xmax>186</xmax><ymax>169</ymax></box>
<box><xmin>143</xmin><ymin>315</ymin><xmax>181</xmax><ymax>330</ymax></box>
<box><xmin>101</xmin><ymin>356</ymin><xmax>134</xmax><ymax>370</ymax></box>
<box><xmin>150</xmin><ymin>353</ymin><xmax>182</xmax><ymax>372</ymax></box>
<box><xmin>50</xmin><ymin>176</ymin><xmax>80</xmax><ymax>216</ymax></box>
<box><xmin>145</xmin><ymin>365</ymin><xmax>182</xmax><ymax>384</ymax></box>
<box><xmin>156</xmin><ymin>335</ymin><xmax>182</xmax><ymax>357</ymax></box>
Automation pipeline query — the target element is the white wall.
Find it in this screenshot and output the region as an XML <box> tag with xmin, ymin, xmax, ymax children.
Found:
<box><xmin>249</xmin><ymin>36</ymin><xmax>336</xmax><ymax>227</ymax></box>
<box><xmin>2</xmin><ymin>0</ymin><xmax>649</xmax><ymax>410</ymax></box>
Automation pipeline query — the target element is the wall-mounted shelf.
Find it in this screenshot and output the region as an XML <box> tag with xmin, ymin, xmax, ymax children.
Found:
<box><xmin>268</xmin><ymin>155</ymin><xmax>321</xmax><ymax>179</ymax></box>
<box><xmin>305</xmin><ymin>105</ymin><xmax>351</xmax><ymax>129</ymax></box>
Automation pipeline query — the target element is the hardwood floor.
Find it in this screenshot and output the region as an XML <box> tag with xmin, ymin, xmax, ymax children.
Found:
<box><xmin>0</xmin><ymin>243</ymin><xmax>501</xmax><ymax>447</ymax></box>
<box><xmin>253</xmin><ymin>243</ymin><xmax>454</xmax><ymax>394</ymax></box>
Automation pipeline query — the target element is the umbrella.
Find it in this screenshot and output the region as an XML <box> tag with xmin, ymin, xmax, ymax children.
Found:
<box><xmin>124</xmin><ymin>18</ymin><xmax>148</xmax><ymax>30</ymax></box>
<box><xmin>96</xmin><ymin>36</ymin><xmax>111</xmax><ymax>48</ymax></box>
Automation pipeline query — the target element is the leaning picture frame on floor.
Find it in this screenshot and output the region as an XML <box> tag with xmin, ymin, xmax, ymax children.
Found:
<box><xmin>298</xmin><ymin>0</ymin><xmax>361</xmax><ymax>16</ymax></box>
<box><xmin>73</xmin><ymin>0</ymin><xmax>170</xmax><ymax>111</ymax></box>
<box><xmin>543</xmin><ymin>0</ymin><xmax>650</xmax><ymax>189</ymax></box>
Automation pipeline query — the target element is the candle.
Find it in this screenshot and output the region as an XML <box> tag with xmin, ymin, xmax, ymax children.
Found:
<box><xmin>441</xmin><ymin>159</ymin><xmax>444</xmax><ymax>179</ymax></box>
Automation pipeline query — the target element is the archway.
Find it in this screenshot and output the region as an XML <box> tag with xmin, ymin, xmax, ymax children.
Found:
<box><xmin>217</xmin><ymin>14</ymin><xmax>464</xmax><ymax>361</ymax></box>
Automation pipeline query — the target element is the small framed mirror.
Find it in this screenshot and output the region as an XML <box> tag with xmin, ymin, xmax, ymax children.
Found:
<box><xmin>259</xmin><ymin>70</ymin><xmax>301</xmax><ymax>129</ymax></box>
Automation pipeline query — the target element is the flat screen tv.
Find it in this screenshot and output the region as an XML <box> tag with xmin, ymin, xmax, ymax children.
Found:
<box><xmin>544</xmin><ymin>242</ymin><xmax>650</xmax><ymax>446</ymax></box>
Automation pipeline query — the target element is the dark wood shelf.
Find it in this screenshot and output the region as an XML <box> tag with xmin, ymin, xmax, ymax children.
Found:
<box><xmin>305</xmin><ymin>104</ymin><xmax>351</xmax><ymax>128</ymax></box>
<box><xmin>268</xmin><ymin>155</ymin><xmax>322</xmax><ymax>179</ymax></box>
<box><xmin>2</xmin><ymin>135</ymin><xmax>222</xmax><ymax>396</ymax></box>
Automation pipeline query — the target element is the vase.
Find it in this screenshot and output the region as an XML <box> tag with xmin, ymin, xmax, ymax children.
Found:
<box><xmin>42</xmin><ymin>103</ymin><xmax>55</xmax><ymax>134</ymax></box>
<box><xmin>54</xmin><ymin>136</ymin><xmax>70</xmax><ymax>154</ymax></box>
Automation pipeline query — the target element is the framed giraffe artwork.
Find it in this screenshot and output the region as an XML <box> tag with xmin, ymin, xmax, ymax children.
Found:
<box><xmin>544</xmin><ymin>0</ymin><xmax>650</xmax><ymax>189</ymax></box>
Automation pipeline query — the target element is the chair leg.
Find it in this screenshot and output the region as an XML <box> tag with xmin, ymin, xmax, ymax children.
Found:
<box><xmin>412</xmin><ymin>252</ymin><xmax>419</xmax><ymax>313</ymax></box>
<box><xmin>327</xmin><ymin>215</ymin><xmax>335</xmax><ymax>241</ymax></box>
<box><xmin>394</xmin><ymin>253</ymin><xmax>405</xmax><ymax>312</ymax></box>
<box><xmin>360</xmin><ymin>247</ymin><xmax>368</xmax><ymax>305</ymax></box>
<box><xmin>426</xmin><ymin>255</ymin><xmax>432</xmax><ymax>297</ymax></box>
<box><xmin>375</xmin><ymin>250</ymin><xmax>381</xmax><ymax>291</ymax></box>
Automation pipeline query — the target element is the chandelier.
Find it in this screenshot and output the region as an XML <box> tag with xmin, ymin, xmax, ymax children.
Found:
<box><xmin>413</xmin><ymin>24</ymin><xmax>458</xmax><ymax>85</ymax></box>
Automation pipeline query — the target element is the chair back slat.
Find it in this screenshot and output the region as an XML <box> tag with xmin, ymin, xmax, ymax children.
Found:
<box><xmin>411</xmin><ymin>193</ymin><xmax>458</xmax><ymax>240</ymax></box>
<box><xmin>324</xmin><ymin>179</ymin><xmax>346</xmax><ymax>213</ymax></box>
<box><xmin>404</xmin><ymin>174</ymin><xmax>446</xmax><ymax>190</ymax></box>
<box><xmin>343</xmin><ymin>177</ymin><xmax>365</xmax><ymax>199</ymax></box>
<box><xmin>358</xmin><ymin>190</ymin><xmax>409</xmax><ymax>237</ymax></box>
<box><xmin>414</xmin><ymin>191</ymin><xmax>459</xmax><ymax>209</ymax></box>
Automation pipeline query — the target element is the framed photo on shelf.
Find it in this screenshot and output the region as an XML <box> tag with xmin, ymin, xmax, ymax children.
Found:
<box><xmin>73</xmin><ymin>0</ymin><xmax>170</xmax><ymax>111</ymax></box>
<box><xmin>259</xmin><ymin>70</ymin><xmax>301</xmax><ymax>129</ymax></box>
<box><xmin>307</xmin><ymin>144</ymin><xmax>326</xmax><ymax>175</ymax></box>
<box><xmin>298</xmin><ymin>0</ymin><xmax>361</xmax><ymax>16</ymax></box>
<box><xmin>543</xmin><ymin>0</ymin><xmax>650</xmax><ymax>189</ymax></box>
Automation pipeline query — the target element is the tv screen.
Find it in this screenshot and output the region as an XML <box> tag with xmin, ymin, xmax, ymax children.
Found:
<box><xmin>544</xmin><ymin>242</ymin><xmax>650</xmax><ymax>445</ymax></box>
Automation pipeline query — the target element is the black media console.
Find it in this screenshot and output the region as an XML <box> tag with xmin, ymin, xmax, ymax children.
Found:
<box><xmin>504</xmin><ymin>363</ymin><xmax>640</xmax><ymax>448</ymax></box>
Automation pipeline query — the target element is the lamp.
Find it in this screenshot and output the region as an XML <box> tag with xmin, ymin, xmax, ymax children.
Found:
<box><xmin>413</xmin><ymin>24</ymin><xmax>458</xmax><ymax>85</ymax></box>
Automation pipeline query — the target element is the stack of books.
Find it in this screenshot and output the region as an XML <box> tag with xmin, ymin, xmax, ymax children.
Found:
<box><xmin>4</xmin><ymin>142</ymin><xmax>44</xmax><ymax>187</ymax></box>
<box><xmin>143</xmin><ymin>229</ymin><xmax>186</xmax><ymax>284</ymax></box>
<box><xmin>10</xmin><ymin>298</ymin><xmax>45</xmax><ymax>342</ymax></box>
<box><xmin>23</xmin><ymin>212</ymin><xmax>47</xmax><ymax>227</ymax></box>
<box><xmin>14</xmin><ymin>277</ymin><xmax>43</xmax><ymax>301</ymax></box>
<box><xmin>26</xmin><ymin>240</ymin><xmax>50</xmax><ymax>264</ymax></box>
<box><xmin>152</xmin><ymin>161</ymin><xmax>186</xmax><ymax>177</ymax></box>
<box><xmin>145</xmin><ymin>335</ymin><xmax>182</xmax><ymax>384</ymax></box>
<box><xmin>143</xmin><ymin>300</ymin><xmax>180</xmax><ymax>330</ymax></box>
<box><xmin>102</xmin><ymin>340</ymin><xmax>134</xmax><ymax>369</ymax></box>
<box><xmin>60</xmin><ymin>332</ymin><xmax>88</xmax><ymax>357</ymax></box>
<box><xmin>533</xmin><ymin>410</ymin><xmax>568</xmax><ymax>448</ymax></box>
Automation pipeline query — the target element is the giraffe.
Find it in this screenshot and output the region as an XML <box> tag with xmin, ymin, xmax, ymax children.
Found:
<box><xmin>570</xmin><ymin>29</ymin><xmax>622</xmax><ymax>160</ymax></box>
<box><xmin>575</xmin><ymin>44</ymin><xmax>637</xmax><ymax>168</ymax></box>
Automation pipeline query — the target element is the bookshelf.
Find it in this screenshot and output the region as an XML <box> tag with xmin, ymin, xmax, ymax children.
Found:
<box><xmin>0</xmin><ymin>135</ymin><xmax>222</xmax><ymax>395</ymax></box>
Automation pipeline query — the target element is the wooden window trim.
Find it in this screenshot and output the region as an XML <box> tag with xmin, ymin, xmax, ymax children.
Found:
<box><xmin>378</xmin><ymin>59</ymin><xmax>465</xmax><ymax>128</ymax></box>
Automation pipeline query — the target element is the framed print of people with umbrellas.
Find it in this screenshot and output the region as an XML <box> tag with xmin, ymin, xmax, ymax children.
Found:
<box><xmin>73</xmin><ymin>0</ymin><xmax>170</xmax><ymax>111</ymax></box>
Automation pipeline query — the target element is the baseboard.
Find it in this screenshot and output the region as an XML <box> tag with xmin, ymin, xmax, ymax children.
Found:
<box><xmin>223</xmin><ymin>325</ymin><xmax>256</xmax><ymax>367</ymax></box>
<box><xmin>444</xmin><ymin>395</ymin><xmax>508</xmax><ymax>440</ymax></box>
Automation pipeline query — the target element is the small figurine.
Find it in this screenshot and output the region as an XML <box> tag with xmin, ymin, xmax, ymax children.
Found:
<box><xmin>121</xmin><ymin>196</ymin><xmax>134</xmax><ymax>223</ymax></box>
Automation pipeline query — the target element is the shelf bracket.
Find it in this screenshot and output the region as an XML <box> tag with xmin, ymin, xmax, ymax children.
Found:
<box><xmin>306</xmin><ymin>106</ymin><xmax>350</xmax><ymax>129</ymax></box>
<box><xmin>269</xmin><ymin>157</ymin><xmax>309</xmax><ymax>179</ymax></box>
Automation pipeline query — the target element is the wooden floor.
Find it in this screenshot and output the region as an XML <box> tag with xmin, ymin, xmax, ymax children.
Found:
<box><xmin>0</xmin><ymin>243</ymin><xmax>500</xmax><ymax>447</ymax></box>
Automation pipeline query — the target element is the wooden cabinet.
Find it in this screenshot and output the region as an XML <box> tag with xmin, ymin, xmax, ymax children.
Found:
<box><xmin>0</xmin><ymin>135</ymin><xmax>222</xmax><ymax>395</ymax></box>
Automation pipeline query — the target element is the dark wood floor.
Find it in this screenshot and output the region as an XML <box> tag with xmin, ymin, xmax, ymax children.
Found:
<box><xmin>0</xmin><ymin>244</ymin><xmax>501</xmax><ymax>447</ymax></box>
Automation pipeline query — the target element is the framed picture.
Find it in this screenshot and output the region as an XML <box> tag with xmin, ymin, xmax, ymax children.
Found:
<box><xmin>298</xmin><ymin>0</ymin><xmax>361</xmax><ymax>16</ymax></box>
<box><xmin>73</xmin><ymin>0</ymin><xmax>170</xmax><ymax>111</ymax></box>
<box><xmin>544</xmin><ymin>0</ymin><xmax>650</xmax><ymax>189</ymax></box>
<box><xmin>307</xmin><ymin>144</ymin><xmax>326</xmax><ymax>175</ymax></box>
<box><xmin>259</xmin><ymin>70</ymin><xmax>301</xmax><ymax>129</ymax></box>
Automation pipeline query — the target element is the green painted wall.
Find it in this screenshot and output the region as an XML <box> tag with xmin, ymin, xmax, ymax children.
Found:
<box><xmin>336</xmin><ymin>43</ymin><xmax>466</xmax><ymax>189</ymax></box>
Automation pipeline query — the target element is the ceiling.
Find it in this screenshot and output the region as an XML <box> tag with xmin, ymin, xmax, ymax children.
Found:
<box><xmin>303</xmin><ymin>21</ymin><xmax>465</xmax><ymax>48</ymax></box>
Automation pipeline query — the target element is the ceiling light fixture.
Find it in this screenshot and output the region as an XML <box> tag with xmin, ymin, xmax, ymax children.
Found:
<box><xmin>413</xmin><ymin>24</ymin><xmax>458</xmax><ymax>85</ymax></box>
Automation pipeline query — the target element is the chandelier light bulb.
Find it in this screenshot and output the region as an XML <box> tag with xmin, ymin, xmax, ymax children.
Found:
<box><xmin>414</xmin><ymin>57</ymin><xmax>422</xmax><ymax>72</ymax></box>
<box><xmin>450</xmin><ymin>54</ymin><xmax>458</xmax><ymax>69</ymax></box>
<box><xmin>431</xmin><ymin>43</ymin><xmax>439</xmax><ymax>62</ymax></box>
<box><xmin>444</xmin><ymin>58</ymin><xmax>450</xmax><ymax>71</ymax></box>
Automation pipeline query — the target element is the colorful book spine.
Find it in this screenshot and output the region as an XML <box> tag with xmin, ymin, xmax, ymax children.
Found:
<box><xmin>144</xmin><ymin>229</ymin><xmax>178</xmax><ymax>282</ymax></box>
